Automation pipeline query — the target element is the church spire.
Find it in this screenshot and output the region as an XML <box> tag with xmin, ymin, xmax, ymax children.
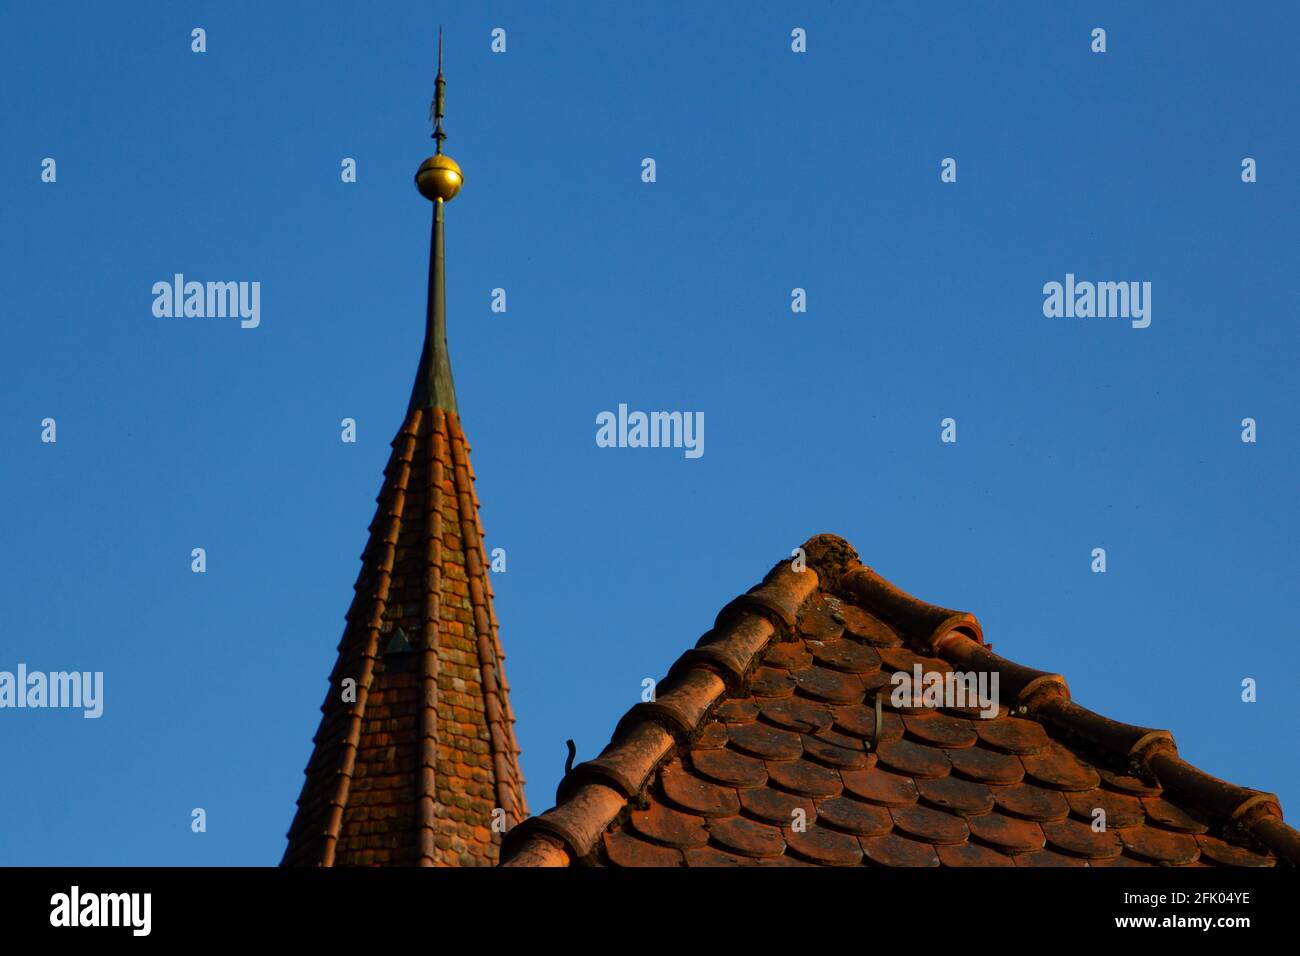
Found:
<box><xmin>283</xmin><ymin>33</ymin><xmax>527</xmax><ymax>867</ymax></box>
<box><xmin>410</xmin><ymin>26</ymin><xmax>463</xmax><ymax>413</ymax></box>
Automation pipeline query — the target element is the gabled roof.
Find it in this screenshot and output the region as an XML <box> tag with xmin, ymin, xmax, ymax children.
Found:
<box><xmin>501</xmin><ymin>534</ymin><xmax>1299</xmax><ymax>867</ymax></box>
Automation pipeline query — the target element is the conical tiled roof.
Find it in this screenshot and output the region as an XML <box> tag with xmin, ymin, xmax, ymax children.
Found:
<box><xmin>282</xmin><ymin>74</ymin><xmax>526</xmax><ymax>865</ymax></box>
<box><xmin>283</xmin><ymin>405</ymin><xmax>527</xmax><ymax>866</ymax></box>
<box><xmin>501</xmin><ymin>534</ymin><xmax>1299</xmax><ymax>868</ymax></box>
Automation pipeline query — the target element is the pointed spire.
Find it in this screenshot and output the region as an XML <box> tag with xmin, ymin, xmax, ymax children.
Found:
<box><xmin>411</xmin><ymin>28</ymin><xmax>464</xmax><ymax>413</ymax></box>
<box><xmin>282</xmin><ymin>37</ymin><xmax>527</xmax><ymax>864</ymax></box>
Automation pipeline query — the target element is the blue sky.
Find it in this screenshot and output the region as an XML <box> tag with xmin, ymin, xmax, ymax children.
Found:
<box><xmin>1</xmin><ymin>2</ymin><xmax>1296</xmax><ymax>865</ymax></box>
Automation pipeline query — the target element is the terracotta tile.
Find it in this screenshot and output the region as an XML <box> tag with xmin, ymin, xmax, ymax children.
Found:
<box><xmin>628</xmin><ymin>801</ymin><xmax>709</xmax><ymax>849</ymax></box>
<box><xmin>793</xmin><ymin>666</ymin><xmax>864</xmax><ymax>704</ymax></box>
<box><xmin>891</xmin><ymin>804</ymin><xmax>969</xmax><ymax>845</ymax></box>
<box><xmin>1089</xmin><ymin>853</ymin><xmax>1151</xmax><ymax>867</ymax></box>
<box><xmin>916</xmin><ymin>776</ymin><xmax>995</xmax><ymax>816</ymax></box>
<box><xmin>991</xmin><ymin>782</ymin><xmax>1070</xmax><ymax>822</ymax></box>
<box><xmin>763</xmin><ymin>641</ymin><xmax>813</xmax><ymax>670</ymax></box>
<box><xmin>1118</xmin><ymin>825</ymin><xmax>1201</xmax><ymax>865</ymax></box>
<box><xmin>1097</xmin><ymin>767</ymin><xmax>1161</xmax><ymax>796</ymax></box>
<box><xmin>759</xmin><ymin>697</ymin><xmax>834</xmax><ymax>734</ymax></box>
<box><xmin>832</xmin><ymin>703</ymin><xmax>904</xmax><ymax>743</ymax></box>
<box><xmin>841</xmin><ymin>766</ymin><xmax>919</xmax><ymax>807</ymax></box>
<box><xmin>876</xmin><ymin>739</ymin><xmax>952</xmax><ymax>779</ymax></box>
<box><xmin>1013</xmin><ymin>848</ymin><xmax>1087</xmax><ymax>867</ymax></box>
<box><xmin>975</xmin><ymin>717</ymin><xmax>1050</xmax><ymax>755</ymax></box>
<box><xmin>937</xmin><ymin>842</ymin><xmax>1015</xmax><ymax>867</ymax></box>
<box><xmin>1066</xmin><ymin>788</ymin><xmax>1145</xmax><ymax>829</ymax></box>
<box><xmin>966</xmin><ymin>813</ymin><xmax>1046</xmax><ymax>853</ymax></box>
<box><xmin>877</xmin><ymin>670</ymin><xmax>930</xmax><ymax>715</ymax></box>
<box><xmin>739</xmin><ymin>787</ymin><xmax>816</xmax><ymax>826</ymax></box>
<box><xmin>834</xmin><ymin>605</ymin><xmax>902</xmax><ymax>647</ymax></box>
<box><xmin>1041</xmin><ymin>818</ymin><xmax>1123</xmax><ymax>860</ymax></box>
<box><xmin>861</xmin><ymin>833</ymin><xmax>940</xmax><ymax>867</ymax></box>
<box><xmin>947</xmin><ymin>745</ymin><xmax>1025</xmax><ymax>785</ymax></box>
<box><xmin>729</xmin><ymin>722</ymin><xmax>803</xmax><ymax>761</ymax></box>
<box><xmin>1020</xmin><ymin>743</ymin><xmax>1102</xmax><ymax>792</ymax></box>
<box><xmin>877</xmin><ymin>646</ymin><xmax>948</xmax><ymax>675</ymax></box>
<box><xmin>695</xmin><ymin>723</ymin><xmax>730</xmax><ymax>748</ymax></box>
<box><xmin>691</xmin><ymin>748</ymin><xmax>769</xmax><ymax>788</ymax></box>
<box><xmin>1195</xmin><ymin>834</ymin><xmax>1275</xmax><ymax>868</ymax></box>
<box><xmin>785</xmin><ymin>824</ymin><xmax>865</xmax><ymax>866</ymax></box>
<box><xmin>683</xmin><ymin>845</ymin><xmax>757</xmax><ymax>867</ymax></box>
<box><xmin>861</xmin><ymin>670</ymin><xmax>896</xmax><ymax>699</ymax></box>
<box><xmin>1140</xmin><ymin>796</ymin><xmax>1209</xmax><ymax>834</ymax></box>
<box><xmin>766</xmin><ymin>758</ymin><xmax>844</xmax><ymax>797</ymax></box>
<box><xmin>603</xmin><ymin>829</ymin><xmax>683</xmax><ymax>867</ymax></box>
<box><xmin>750</xmin><ymin>667</ymin><xmax>796</xmax><ymax>699</ymax></box>
<box><xmin>810</xmin><ymin>640</ymin><xmax>881</xmax><ymax>675</ymax></box>
<box><xmin>802</xmin><ymin>730</ymin><xmax>873</xmax><ymax>771</ymax></box>
<box><xmin>708</xmin><ymin>815</ymin><xmax>786</xmax><ymax>859</ymax></box>
<box><xmin>798</xmin><ymin>604</ymin><xmax>845</xmax><ymax>641</ymax></box>
<box><xmin>903</xmin><ymin>712</ymin><xmax>978</xmax><ymax>749</ymax></box>
<box><xmin>814</xmin><ymin>796</ymin><xmax>893</xmax><ymax>837</ymax></box>
<box><xmin>660</xmin><ymin>765</ymin><xmax>741</xmax><ymax>818</ymax></box>
<box><xmin>713</xmin><ymin>697</ymin><xmax>760</xmax><ymax>723</ymax></box>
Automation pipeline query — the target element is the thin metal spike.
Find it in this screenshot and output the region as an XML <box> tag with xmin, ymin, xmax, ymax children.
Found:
<box><xmin>431</xmin><ymin>25</ymin><xmax>447</xmax><ymax>149</ymax></box>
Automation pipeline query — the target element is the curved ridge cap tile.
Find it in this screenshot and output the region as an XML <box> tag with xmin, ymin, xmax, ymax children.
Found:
<box><xmin>1037</xmin><ymin>697</ymin><xmax>1174</xmax><ymax>762</ymax></box>
<box><xmin>933</xmin><ymin>631</ymin><xmax>1067</xmax><ymax>705</ymax></box>
<box><xmin>500</xmin><ymin>783</ymin><xmax>626</xmax><ymax>863</ymax></box>
<box><xmin>1250</xmin><ymin>815</ymin><xmax>1300</xmax><ymax>866</ymax></box>
<box><xmin>499</xmin><ymin>831</ymin><xmax>571</xmax><ymax>868</ymax></box>
<box><xmin>622</xmin><ymin>667</ymin><xmax>728</xmax><ymax>739</ymax></box>
<box><xmin>840</xmin><ymin>565</ymin><xmax>983</xmax><ymax>650</ymax></box>
<box><xmin>558</xmin><ymin>719</ymin><xmax>677</xmax><ymax>803</ymax></box>
<box><xmin>716</xmin><ymin>560</ymin><xmax>821</xmax><ymax>634</ymax></box>
<box><xmin>677</xmin><ymin>612</ymin><xmax>778</xmax><ymax>689</ymax></box>
<box><xmin>1147</xmin><ymin>750</ymin><xmax>1299</xmax><ymax>860</ymax></box>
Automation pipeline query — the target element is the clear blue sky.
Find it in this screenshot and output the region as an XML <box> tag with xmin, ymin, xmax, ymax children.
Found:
<box><xmin>1</xmin><ymin>2</ymin><xmax>1296</xmax><ymax>865</ymax></box>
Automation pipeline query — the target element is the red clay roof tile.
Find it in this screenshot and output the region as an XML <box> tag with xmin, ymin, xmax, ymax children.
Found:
<box><xmin>691</xmin><ymin>747</ymin><xmax>769</xmax><ymax>789</ymax></box>
<box><xmin>861</xmin><ymin>833</ymin><xmax>940</xmax><ymax>867</ymax></box>
<box><xmin>708</xmin><ymin>815</ymin><xmax>786</xmax><ymax>859</ymax></box>
<box><xmin>729</xmin><ymin>722</ymin><xmax>803</xmax><ymax>761</ymax></box>
<box><xmin>784</xmin><ymin>823</ymin><xmax>864</xmax><ymax>866</ymax></box>
<box><xmin>841</xmin><ymin>767</ymin><xmax>920</xmax><ymax>807</ymax></box>
<box><xmin>814</xmin><ymin>796</ymin><xmax>893</xmax><ymax>836</ymax></box>
<box><xmin>628</xmin><ymin>801</ymin><xmax>708</xmax><ymax>850</ymax></box>
<box><xmin>739</xmin><ymin>787</ymin><xmax>815</xmax><ymax>826</ymax></box>
<box><xmin>766</xmin><ymin>757</ymin><xmax>844</xmax><ymax>798</ymax></box>
<box><xmin>946</xmin><ymin>745</ymin><xmax>1025</xmax><ymax>785</ymax></box>
<box><xmin>760</xmin><ymin>697</ymin><xmax>835</xmax><ymax>735</ymax></box>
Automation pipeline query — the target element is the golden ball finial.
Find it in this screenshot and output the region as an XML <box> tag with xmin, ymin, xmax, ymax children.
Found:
<box><xmin>415</xmin><ymin>153</ymin><xmax>463</xmax><ymax>202</ymax></box>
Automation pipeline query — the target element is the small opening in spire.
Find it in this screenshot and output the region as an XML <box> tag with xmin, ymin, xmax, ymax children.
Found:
<box><xmin>384</xmin><ymin>626</ymin><xmax>414</xmax><ymax>657</ymax></box>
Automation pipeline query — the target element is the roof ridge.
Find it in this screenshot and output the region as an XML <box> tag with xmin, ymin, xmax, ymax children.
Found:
<box><xmin>501</xmin><ymin>532</ymin><xmax>1300</xmax><ymax>867</ymax></box>
<box><xmin>416</xmin><ymin>407</ymin><xmax>445</xmax><ymax>864</ymax></box>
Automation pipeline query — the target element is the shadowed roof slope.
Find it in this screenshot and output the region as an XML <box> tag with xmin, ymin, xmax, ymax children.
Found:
<box><xmin>501</xmin><ymin>534</ymin><xmax>1298</xmax><ymax>867</ymax></box>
